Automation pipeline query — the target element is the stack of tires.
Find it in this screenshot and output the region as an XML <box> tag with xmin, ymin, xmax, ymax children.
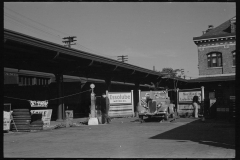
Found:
<box><xmin>11</xmin><ymin>109</ymin><xmax>31</xmax><ymax>132</ymax></box>
<box><xmin>30</xmin><ymin>114</ymin><xmax>44</xmax><ymax>131</ymax></box>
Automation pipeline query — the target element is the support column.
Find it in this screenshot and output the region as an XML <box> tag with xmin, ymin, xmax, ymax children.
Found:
<box><xmin>176</xmin><ymin>88</ymin><xmax>179</xmax><ymax>114</ymax></box>
<box><xmin>134</xmin><ymin>81</ymin><xmax>140</xmax><ymax>116</ymax></box>
<box><xmin>201</xmin><ymin>86</ymin><xmax>205</xmax><ymax>121</ymax></box>
<box><xmin>55</xmin><ymin>73</ymin><xmax>64</xmax><ymax>122</ymax></box>
<box><xmin>105</xmin><ymin>77</ymin><xmax>112</xmax><ymax>91</ymax></box>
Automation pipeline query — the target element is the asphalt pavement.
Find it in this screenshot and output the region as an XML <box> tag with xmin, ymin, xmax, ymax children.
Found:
<box><xmin>4</xmin><ymin>116</ymin><xmax>236</xmax><ymax>158</ymax></box>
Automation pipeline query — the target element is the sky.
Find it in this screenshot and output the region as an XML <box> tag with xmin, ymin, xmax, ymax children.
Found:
<box><xmin>4</xmin><ymin>2</ymin><xmax>236</xmax><ymax>79</ymax></box>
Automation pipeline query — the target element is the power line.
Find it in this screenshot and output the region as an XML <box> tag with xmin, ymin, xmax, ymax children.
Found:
<box><xmin>4</xmin><ymin>7</ymin><xmax>116</xmax><ymax>60</ymax></box>
<box><xmin>4</xmin><ymin>6</ymin><xmax>70</xmax><ymax>37</ymax></box>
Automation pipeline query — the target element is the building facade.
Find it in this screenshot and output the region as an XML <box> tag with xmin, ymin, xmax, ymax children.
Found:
<box><xmin>191</xmin><ymin>16</ymin><xmax>236</xmax><ymax>119</ymax></box>
<box><xmin>193</xmin><ymin>16</ymin><xmax>236</xmax><ymax>77</ymax></box>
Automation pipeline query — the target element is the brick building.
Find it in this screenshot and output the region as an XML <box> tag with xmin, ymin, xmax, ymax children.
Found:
<box><xmin>189</xmin><ymin>16</ymin><xmax>236</xmax><ymax>119</ymax></box>
<box><xmin>193</xmin><ymin>16</ymin><xmax>236</xmax><ymax>77</ymax></box>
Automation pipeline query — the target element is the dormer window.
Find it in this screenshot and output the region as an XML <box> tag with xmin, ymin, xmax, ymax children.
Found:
<box><xmin>207</xmin><ymin>52</ymin><xmax>222</xmax><ymax>67</ymax></box>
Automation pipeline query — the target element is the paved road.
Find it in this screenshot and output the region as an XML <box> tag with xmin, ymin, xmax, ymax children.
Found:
<box><xmin>4</xmin><ymin>117</ymin><xmax>235</xmax><ymax>158</ymax></box>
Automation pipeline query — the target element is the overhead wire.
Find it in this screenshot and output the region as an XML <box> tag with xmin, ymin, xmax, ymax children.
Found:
<box><xmin>4</xmin><ymin>6</ymin><xmax>117</xmax><ymax>60</ymax></box>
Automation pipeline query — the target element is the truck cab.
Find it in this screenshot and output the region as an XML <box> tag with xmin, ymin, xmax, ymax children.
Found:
<box><xmin>138</xmin><ymin>90</ymin><xmax>175</xmax><ymax>122</ymax></box>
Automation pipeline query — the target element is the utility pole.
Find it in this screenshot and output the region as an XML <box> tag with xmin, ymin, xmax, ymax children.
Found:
<box><xmin>62</xmin><ymin>36</ymin><xmax>77</xmax><ymax>48</ymax></box>
<box><xmin>117</xmin><ymin>55</ymin><xmax>128</xmax><ymax>63</ymax></box>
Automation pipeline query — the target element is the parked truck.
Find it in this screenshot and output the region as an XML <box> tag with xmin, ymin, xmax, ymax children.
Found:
<box><xmin>137</xmin><ymin>90</ymin><xmax>175</xmax><ymax>123</ymax></box>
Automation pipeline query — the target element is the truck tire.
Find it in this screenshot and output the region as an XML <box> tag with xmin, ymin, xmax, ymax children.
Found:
<box><xmin>31</xmin><ymin>120</ymin><xmax>44</xmax><ymax>125</ymax></box>
<box><xmin>13</xmin><ymin>109</ymin><xmax>29</xmax><ymax>112</ymax></box>
<box><xmin>12</xmin><ymin>112</ymin><xmax>30</xmax><ymax>116</ymax></box>
<box><xmin>13</xmin><ymin>120</ymin><xmax>30</xmax><ymax>125</ymax></box>
<box><xmin>12</xmin><ymin>129</ymin><xmax>30</xmax><ymax>132</ymax></box>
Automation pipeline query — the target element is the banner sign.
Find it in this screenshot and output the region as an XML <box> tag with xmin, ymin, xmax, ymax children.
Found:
<box><xmin>179</xmin><ymin>91</ymin><xmax>201</xmax><ymax>103</ymax></box>
<box><xmin>108</xmin><ymin>91</ymin><xmax>134</xmax><ymax>117</ymax></box>
<box><xmin>29</xmin><ymin>100</ymin><xmax>48</xmax><ymax>107</ymax></box>
<box><xmin>3</xmin><ymin>111</ymin><xmax>11</xmax><ymax>131</ymax></box>
<box><xmin>108</xmin><ymin>92</ymin><xmax>132</xmax><ymax>104</ymax></box>
<box><xmin>30</xmin><ymin>109</ymin><xmax>52</xmax><ymax>127</ymax></box>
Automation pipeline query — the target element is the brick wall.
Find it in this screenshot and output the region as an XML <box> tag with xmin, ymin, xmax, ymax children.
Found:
<box><xmin>198</xmin><ymin>44</ymin><xmax>235</xmax><ymax>76</ymax></box>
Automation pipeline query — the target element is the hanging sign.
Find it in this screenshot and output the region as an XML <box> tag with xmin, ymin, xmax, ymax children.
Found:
<box><xmin>30</xmin><ymin>109</ymin><xmax>52</xmax><ymax>127</ymax></box>
<box><xmin>29</xmin><ymin>100</ymin><xmax>48</xmax><ymax>107</ymax></box>
<box><xmin>179</xmin><ymin>91</ymin><xmax>201</xmax><ymax>103</ymax></box>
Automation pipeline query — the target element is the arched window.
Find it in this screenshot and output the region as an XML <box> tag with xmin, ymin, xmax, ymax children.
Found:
<box><xmin>207</xmin><ymin>52</ymin><xmax>222</xmax><ymax>67</ymax></box>
<box><xmin>232</xmin><ymin>51</ymin><xmax>236</xmax><ymax>66</ymax></box>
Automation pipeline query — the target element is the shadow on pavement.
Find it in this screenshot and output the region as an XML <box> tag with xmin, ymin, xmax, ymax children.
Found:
<box><xmin>149</xmin><ymin>119</ymin><xmax>235</xmax><ymax>149</ymax></box>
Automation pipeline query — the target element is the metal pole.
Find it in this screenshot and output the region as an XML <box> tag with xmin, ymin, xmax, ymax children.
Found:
<box><xmin>90</xmin><ymin>88</ymin><xmax>96</xmax><ymax>118</ymax></box>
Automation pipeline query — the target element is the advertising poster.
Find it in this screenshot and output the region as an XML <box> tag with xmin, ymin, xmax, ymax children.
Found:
<box><xmin>30</xmin><ymin>109</ymin><xmax>52</xmax><ymax>127</ymax></box>
<box><xmin>108</xmin><ymin>91</ymin><xmax>134</xmax><ymax>117</ymax></box>
<box><xmin>108</xmin><ymin>92</ymin><xmax>132</xmax><ymax>104</ymax></box>
<box><xmin>179</xmin><ymin>91</ymin><xmax>201</xmax><ymax>103</ymax></box>
<box><xmin>3</xmin><ymin>111</ymin><xmax>11</xmax><ymax>131</ymax></box>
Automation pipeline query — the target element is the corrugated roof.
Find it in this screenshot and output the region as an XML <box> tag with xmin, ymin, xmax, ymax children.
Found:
<box><xmin>187</xmin><ymin>75</ymin><xmax>235</xmax><ymax>83</ymax></box>
<box><xmin>193</xmin><ymin>16</ymin><xmax>236</xmax><ymax>40</ymax></box>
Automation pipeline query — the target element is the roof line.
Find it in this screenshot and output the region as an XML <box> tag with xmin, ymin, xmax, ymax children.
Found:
<box><xmin>193</xmin><ymin>35</ymin><xmax>235</xmax><ymax>41</ymax></box>
<box><xmin>4</xmin><ymin>28</ymin><xmax>165</xmax><ymax>77</ymax></box>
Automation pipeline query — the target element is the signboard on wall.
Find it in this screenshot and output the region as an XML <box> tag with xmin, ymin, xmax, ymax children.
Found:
<box><xmin>29</xmin><ymin>100</ymin><xmax>48</xmax><ymax>107</ymax></box>
<box><xmin>179</xmin><ymin>91</ymin><xmax>201</xmax><ymax>103</ymax></box>
<box><xmin>108</xmin><ymin>92</ymin><xmax>132</xmax><ymax>104</ymax></box>
<box><xmin>3</xmin><ymin>104</ymin><xmax>11</xmax><ymax>131</ymax></box>
<box><xmin>108</xmin><ymin>91</ymin><xmax>134</xmax><ymax>117</ymax></box>
<box><xmin>30</xmin><ymin>109</ymin><xmax>52</xmax><ymax>127</ymax></box>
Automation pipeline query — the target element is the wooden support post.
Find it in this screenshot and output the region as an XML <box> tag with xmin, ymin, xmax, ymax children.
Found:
<box><xmin>56</xmin><ymin>74</ymin><xmax>63</xmax><ymax>122</ymax></box>
<box><xmin>105</xmin><ymin>77</ymin><xmax>111</xmax><ymax>91</ymax></box>
<box><xmin>134</xmin><ymin>82</ymin><xmax>140</xmax><ymax>116</ymax></box>
<box><xmin>201</xmin><ymin>86</ymin><xmax>205</xmax><ymax>121</ymax></box>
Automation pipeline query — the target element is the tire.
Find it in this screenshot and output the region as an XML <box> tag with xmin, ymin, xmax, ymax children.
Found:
<box><xmin>13</xmin><ymin>120</ymin><xmax>30</xmax><ymax>125</ymax></box>
<box><xmin>13</xmin><ymin>117</ymin><xmax>31</xmax><ymax>120</ymax></box>
<box><xmin>12</xmin><ymin>126</ymin><xmax>30</xmax><ymax>130</ymax></box>
<box><xmin>13</xmin><ymin>109</ymin><xmax>29</xmax><ymax>112</ymax></box>
<box><xmin>12</xmin><ymin>129</ymin><xmax>30</xmax><ymax>132</ymax></box>
<box><xmin>12</xmin><ymin>112</ymin><xmax>30</xmax><ymax>116</ymax></box>
<box><xmin>30</xmin><ymin>126</ymin><xmax>43</xmax><ymax>130</ymax></box>
<box><xmin>30</xmin><ymin>124</ymin><xmax>43</xmax><ymax>127</ymax></box>
<box><xmin>31</xmin><ymin>121</ymin><xmax>44</xmax><ymax>125</ymax></box>
<box><xmin>13</xmin><ymin>115</ymin><xmax>31</xmax><ymax>118</ymax></box>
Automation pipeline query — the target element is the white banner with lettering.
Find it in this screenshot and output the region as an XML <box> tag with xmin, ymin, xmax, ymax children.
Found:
<box><xmin>108</xmin><ymin>92</ymin><xmax>132</xmax><ymax>104</ymax></box>
<box><xmin>179</xmin><ymin>91</ymin><xmax>201</xmax><ymax>102</ymax></box>
<box><xmin>108</xmin><ymin>91</ymin><xmax>134</xmax><ymax>117</ymax></box>
<box><xmin>29</xmin><ymin>100</ymin><xmax>48</xmax><ymax>107</ymax></box>
<box><xmin>30</xmin><ymin>109</ymin><xmax>52</xmax><ymax>127</ymax></box>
